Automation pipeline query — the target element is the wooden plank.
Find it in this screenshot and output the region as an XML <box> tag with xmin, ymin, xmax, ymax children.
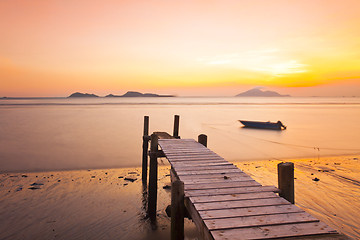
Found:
<box><xmin>173</xmin><ymin>165</ymin><xmax>238</xmax><ymax>171</ymax></box>
<box><xmin>170</xmin><ymin>158</ymin><xmax>228</xmax><ymax>163</ymax></box>
<box><xmin>199</xmin><ymin>204</ymin><xmax>304</xmax><ymax>220</ymax></box>
<box><xmin>164</xmin><ymin>150</ymin><xmax>213</xmax><ymax>154</ymax></box>
<box><xmin>153</xmin><ymin>131</ymin><xmax>174</xmax><ymax>139</ymax></box>
<box><xmin>205</xmin><ymin>212</ymin><xmax>318</xmax><ymax>231</ymax></box>
<box><xmin>210</xmin><ymin>222</ymin><xmax>338</xmax><ymax>240</ymax></box>
<box><xmin>177</xmin><ymin>168</ymin><xmax>243</xmax><ymax>175</ymax></box>
<box><xmin>186</xmin><ymin>185</ymin><xmax>279</xmax><ymax>197</ymax></box>
<box><xmin>159</xmin><ymin>141</ymin><xmax>197</xmax><ymax>145</ymax></box>
<box><xmin>159</xmin><ymin>139</ymin><xmax>195</xmax><ymax>142</ymax></box>
<box><xmin>194</xmin><ymin>197</ymin><xmax>291</xmax><ymax>211</ymax></box>
<box><xmin>161</xmin><ymin>144</ymin><xmax>202</xmax><ymax>147</ymax></box>
<box><xmin>190</xmin><ymin>192</ymin><xmax>278</xmax><ymax>204</ymax></box>
<box><xmin>171</xmin><ymin>161</ymin><xmax>232</xmax><ymax>167</ymax></box>
<box><xmin>161</xmin><ymin>145</ymin><xmax>208</xmax><ymax>148</ymax></box>
<box><xmin>168</xmin><ymin>156</ymin><xmax>224</xmax><ymax>160</ymax></box>
<box><xmin>182</xmin><ymin>178</ymin><xmax>255</xmax><ymax>185</ymax></box>
<box><xmin>162</xmin><ymin>148</ymin><xmax>212</xmax><ymax>152</ymax></box>
<box><xmin>166</xmin><ymin>155</ymin><xmax>223</xmax><ymax>160</ymax></box>
<box><xmin>178</xmin><ymin>172</ymin><xmax>249</xmax><ymax>181</ymax></box>
<box><xmin>167</xmin><ymin>157</ymin><xmax>224</xmax><ymax>163</ymax></box>
<box><xmin>159</xmin><ymin>140</ymin><xmax>200</xmax><ymax>144</ymax></box>
<box><xmin>185</xmin><ymin>181</ymin><xmax>261</xmax><ymax>190</ymax></box>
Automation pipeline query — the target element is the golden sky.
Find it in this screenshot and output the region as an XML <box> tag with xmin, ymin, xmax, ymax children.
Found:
<box><xmin>1</xmin><ymin>0</ymin><xmax>360</xmax><ymax>96</ymax></box>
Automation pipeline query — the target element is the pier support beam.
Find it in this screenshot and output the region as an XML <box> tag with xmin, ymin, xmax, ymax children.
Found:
<box><xmin>278</xmin><ymin>162</ymin><xmax>295</xmax><ymax>204</ymax></box>
<box><xmin>142</xmin><ymin>116</ymin><xmax>149</xmax><ymax>185</ymax></box>
<box><xmin>173</xmin><ymin>115</ymin><xmax>180</xmax><ymax>139</ymax></box>
<box><xmin>148</xmin><ymin>133</ymin><xmax>159</xmax><ymax>222</ymax></box>
<box><xmin>198</xmin><ymin>134</ymin><xmax>207</xmax><ymax>147</ymax></box>
<box><xmin>171</xmin><ymin>180</ymin><xmax>184</xmax><ymax>240</ymax></box>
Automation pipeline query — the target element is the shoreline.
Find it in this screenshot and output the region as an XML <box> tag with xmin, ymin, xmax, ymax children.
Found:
<box><xmin>1</xmin><ymin>155</ymin><xmax>359</xmax><ymax>239</ymax></box>
<box><xmin>1</xmin><ymin>153</ymin><xmax>359</xmax><ymax>174</ymax></box>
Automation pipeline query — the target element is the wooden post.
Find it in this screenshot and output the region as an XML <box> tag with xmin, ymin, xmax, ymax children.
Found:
<box><xmin>148</xmin><ymin>133</ymin><xmax>159</xmax><ymax>222</ymax></box>
<box><xmin>278</xmin><ymin>162</ymin><xmax>295</xmax><ymax>204</ymax></box>
<box><xmin>173</xmin><ymin>115</ymin><xmax>180</xmax><ymax>139</ymax></box>
<box><xmin>142</xmin><ymin>116</ymin><xmax>149</xmax><ymax>184</ymax></box>
<box><xmin>198</xmin><ymin>134</ymin><xmax>207</xmax><ymax>147</ymax></box>
<box><xmin>171</xmin><ymin>180</ymin><xmax>184</xmax><ymax>240</ymax></box>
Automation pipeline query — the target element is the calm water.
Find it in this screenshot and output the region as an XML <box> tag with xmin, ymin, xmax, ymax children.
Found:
<box><xmin>1</xmin><ymin>97</ymin><xmax>360</xmax><ymax>172</ymax></box>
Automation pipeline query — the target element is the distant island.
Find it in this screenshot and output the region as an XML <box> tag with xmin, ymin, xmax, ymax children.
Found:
<box><xmin>106</xmin><ymin>91</ymin><xmax>174</xmax><ymax>98</ymax></box>
<box><xmin>68</xmin><ymin>92</ymin><xmax>99</xmax><ymax>98</ymax></box>
<box><xmin>236</xmin><ymin>88</ymin><xmax>290</xmax><ymax>97</ymax></box>
<box><xmin>68</xmin><ymin>91</ymin><xmax>175</xmax><ymax>98</ymax></box>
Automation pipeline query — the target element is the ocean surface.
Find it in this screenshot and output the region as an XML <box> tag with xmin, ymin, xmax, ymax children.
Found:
<box><xmin>1</xmin><ymin>97</ymin><xmax>360</xmax><ymax>172</ymax></box>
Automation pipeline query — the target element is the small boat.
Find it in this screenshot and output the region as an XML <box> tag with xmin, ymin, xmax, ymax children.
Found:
<box><xmin>239</xmin><ymin>120</ymin><xmax>286</xmax><ymax>130</ymax></box>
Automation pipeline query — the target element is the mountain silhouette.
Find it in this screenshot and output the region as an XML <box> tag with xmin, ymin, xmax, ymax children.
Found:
<box><xmin>236</xmin><ymin>88</ymin><xmax>290</xmax><ymax>97</ymax></box>
<box><xmin>68</xmin><ymin>92</ymin><xmax>99</xmax><ymax>98</ymax></box>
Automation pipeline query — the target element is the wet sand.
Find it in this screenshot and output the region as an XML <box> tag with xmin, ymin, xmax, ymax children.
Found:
<box><xmin>1</xmin><ymin>155</ymin><xmax>359</xmax><ymax>239</ymax></box>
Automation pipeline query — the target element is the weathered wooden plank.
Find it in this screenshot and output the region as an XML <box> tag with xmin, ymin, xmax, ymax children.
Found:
<box><xmin>160</xmin><ymin>144</ymin><xmax>204</xmax><ymax>148</ymax></box>
<box><xmin>160</xmin><ymin>141</ymin><xmax>199</xmax><ymax>143</ymax></box>
<box><xmin>169</xmin><ymin>157</ymin><xmax>225</xmax><ymax>162</ymax></box>
<box><xmin>185</xmin><ymin>181</ymin><xmax>260</xmax><ymax>190</ymax></box>
<box><xmin>194</xmin><ymin>197</ymin><xmax>290</xmax><ymax>211</ymax></box>
<box><xmin>199</xmin><ymin>204</ymin><xmax>304</xmax><ymax>220</ymax></box>
<box><xmin>190</xmin><ymin>192</ymin><xmax>278</xmax><ymax>204</ymax></box>
<box><xmin>210</xmin><ymin>222</ymin><xmax>338</xmax><ymax>240</ymax></box>
<box><xmin>164</xmin><ymin>150</ymin><xmax>213</xmax><ymax>154</ymax></box>
<box><xmin>205</xmin><ymin>212</ymin><xmax>318</xmax><ymax>230</ymax></box>
<box><xmin>162</xmin><ymin>148</ymin><xmax>211</xmax><ymax>152</ymax></box>
<box><xmin>173</xmin><ymin>165</ymin><xmax>238</xmax><ymax>171</ymax></box>
<box><xmin>159</xmin><ymin>140</ymin><xmax>199</xmax><ymax>144</ymax></box>
<box><xmin>161</xmin><ymin>144</ymin><xmax>201</xmax><ymax>147</ymax></box>
<box><xmin>178</xmin><ymin>172</ymin><xmax>249</xmax><ymax>181</ymax></box>
<box><xmin>167</xmin><ymin>155</ymin><xmax>223</xmax><ymax>160</ymax></box>
<box><xmin>171</xmin><ymin>161</ymin><xmax>231</xmax><ymax>167</ymax></box>
<box><xmin>168</xmin><ymin>156</ymin><xmax>224</xmax><ymax>161</ymax></box>
<box><xmin>153</xmin><ymin>131</ymin><xmax>174</xmax><ymax>139</ymax></box>
<box><xmin>177</xmin><ymin>168</ymin><xmax>243</xmax><ymax>175</ymax></box>
<box><xmin>206</xmin><ymin>212</ymin><xmax>319</xmax><ymax>231</ymax></box>
<box><xmin>185</xmin><ymin>185</ymin><xmax>279</xmax><ymax>197</ymax></box>
<box><xmin>170</xmin><ymin>159</ymin><xmax>227</xmax><ymax>164</ymax></box>
<box><xmin>159</xmin><ymin>139</ymin><xmax>195</xmax><ymax>142</ymax></box>
<box><xmin>182</xmin><ymin>178</ymin><xmax>255</xmax><ymax>185</ymax></box>
<box><xmin>161</xmin><ymin>145</ymin><xmax>208</xmax><ymax>149</ymax></box>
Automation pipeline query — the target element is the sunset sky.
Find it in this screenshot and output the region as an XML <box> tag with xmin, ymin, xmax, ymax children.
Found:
<box><xmin>1</xmin><ymin>0</ymin><xmax>360</xmax><ymax>97</ymax></box>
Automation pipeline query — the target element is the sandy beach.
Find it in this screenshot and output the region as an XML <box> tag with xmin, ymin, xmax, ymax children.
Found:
<box><xmin>237</xmin><ymin>155</ymin><xmax>360</xmax><ymax>239</ymax></box>
<box><xmin>1</xmin><ymin>155</ymin><xmax>359</xmax><ymax>239</ymax></box>
<box><xmin>0</xmin><ymin>166</ymin><xmax>200</xmax><ymax>240</ymax></box>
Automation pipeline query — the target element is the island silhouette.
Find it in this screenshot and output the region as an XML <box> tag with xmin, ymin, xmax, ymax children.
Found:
<box><xmin>68</xmin><ymin>91</ymin><xmax>175</xmax><ymax>98</ymax></box>
<box><xmin>236</xmin><ymin>88</ymin><xmax>290</xmax><ymax>97</ymax></box>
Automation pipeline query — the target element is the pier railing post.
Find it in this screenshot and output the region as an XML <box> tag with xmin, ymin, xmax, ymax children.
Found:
<box><xmin>142</xmin><ymin>116</ymin><xmax>149</xmax><ymax>185</ymax></box>
<box><xmin>198</xmin><ymin>134</ymin><xmax>207</xmax><ymax>147</ymax></box>
<box><xmin>278</xmin><ymin>162</ymin><xmax>295</xmax><ymax>204</ymax></box>
<box><xmin>173</xmin><ymin>115</ymin><xmax>180</xmax><ymax>139</ymax></box>
<box><xmin>171</xmin><ymin>180</ymin><xmax>184</xmax><ymax>240</ymax></box>
<box><xmin>148</xmin><ymin>133</ymin><xmax>159</xmax><ymax>222</ymax></box>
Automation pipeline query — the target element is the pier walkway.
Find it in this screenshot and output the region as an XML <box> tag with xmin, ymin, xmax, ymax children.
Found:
<box><xmin>158</xmin><ymin>138</ymin><xmax>341</xmax><ymax>240</ymax></box>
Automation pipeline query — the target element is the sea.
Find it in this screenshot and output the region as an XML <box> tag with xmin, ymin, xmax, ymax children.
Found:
<box><xmin>1</xmin><ymin>97</ymin><xmax>360</xmax><ymax>172</ymax></box>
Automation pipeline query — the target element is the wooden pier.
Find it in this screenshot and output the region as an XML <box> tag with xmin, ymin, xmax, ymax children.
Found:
<box><xmin>142</xmin><ymin>116</ymin><xmax>346</xmax><ymax>240</ymax></box>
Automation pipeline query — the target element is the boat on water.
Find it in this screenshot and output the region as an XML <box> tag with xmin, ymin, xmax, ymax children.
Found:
<box><xmin>239</xmin><ymin>120</ymin><xmax>287</xmax><ymax>130</ymax></box>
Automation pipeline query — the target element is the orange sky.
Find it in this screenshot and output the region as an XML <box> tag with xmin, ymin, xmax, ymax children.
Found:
<box><xmin>1</xmin><ymin>0</ymin><xmax>360</xmax><ymax>97</ymax></box>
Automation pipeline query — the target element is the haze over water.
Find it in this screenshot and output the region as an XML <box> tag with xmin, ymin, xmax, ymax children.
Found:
<box><xmin>1</xmin><ymin>97</ymin><xmax>359</xmax><ymax>173</ymax></box>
